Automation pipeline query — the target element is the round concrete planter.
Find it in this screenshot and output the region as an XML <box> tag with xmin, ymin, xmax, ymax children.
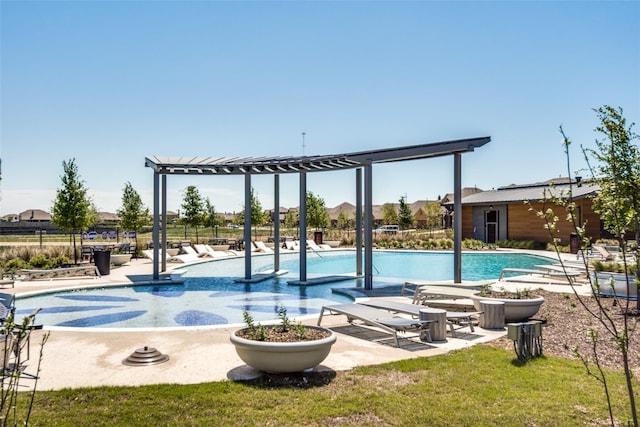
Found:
<box><xmin>470</xmin><ymin>292</ymin><xmax>545</xmax><ymax>323</ymax></box>
<box><xmin>230</xmin><ymin>326</ymin><xmax>336</xmax><ymax>373</ymax></box>
<box><xmin>110</xmin><ymin>254</ymin><xmax>132</xmax><ymax>266</ymax></box>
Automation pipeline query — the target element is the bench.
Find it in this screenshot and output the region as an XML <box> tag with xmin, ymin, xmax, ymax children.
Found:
<box><xmin>17</xmin><ymin>266</ymin><xmax>101</xmax><ymax>281</ymax></box>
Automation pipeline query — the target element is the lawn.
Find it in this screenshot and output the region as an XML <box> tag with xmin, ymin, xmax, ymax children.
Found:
<box><xmin>16</xmin><ymin>346</ymin><xmax>636</xmax><ymax>426</ymax></box>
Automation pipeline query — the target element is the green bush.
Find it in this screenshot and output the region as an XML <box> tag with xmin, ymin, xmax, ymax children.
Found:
<box><xmin>2</xmin><ymin>257</ymin><xmax>29</xmax><ymax>272</ymax></box>
<box><xmin>29</xmin><ymin>254</ymin><xmax>49</xmax><ymax>268</ymax></box>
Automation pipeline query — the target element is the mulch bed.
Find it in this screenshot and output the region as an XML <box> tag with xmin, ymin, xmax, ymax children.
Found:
<box><xmin>485</xmin><ymin>289</ymin><xmax>640</xmax><ymax>373</ymax></box>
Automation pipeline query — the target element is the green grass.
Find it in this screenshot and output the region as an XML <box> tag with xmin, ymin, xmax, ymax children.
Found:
<box><xmin>15</xmin><ymin>346</ymin><xmax>636</xmax><ymax>426</ymax></box>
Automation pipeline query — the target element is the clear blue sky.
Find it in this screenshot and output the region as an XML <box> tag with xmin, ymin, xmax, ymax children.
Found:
<box><xmin>1</xmin><ymin>1</ymin><xmax>638</xmax><ymax>216</ymax></box>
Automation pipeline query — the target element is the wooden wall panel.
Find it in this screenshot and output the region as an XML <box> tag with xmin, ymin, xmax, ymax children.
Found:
<box><xmin>461</xmin><ymin>207</ymin><xmax>474</xmax><ymax>238</ymax></box>
<box><xmin>462</xmin><ymin>199</ymin><xmax>601</xmax><ymax>243</ymax></box>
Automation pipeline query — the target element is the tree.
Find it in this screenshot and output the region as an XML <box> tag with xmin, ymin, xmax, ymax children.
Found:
<box><xmin>203</xmin><ymin>197</ymin><xmax>223</xmax><ymax>237</ymax></box>
<box><xmin>381</xmin><ymin>203</ymin><xmax>399</xmax><ymax>225</ymax></box>
<box><xmin>422</xmin><ymin>201</ymin><xmax>442</xmax><ymax>235</ymax></box>
<box><xmin>51</xmin><ymin>158</ymin><xmax>93</xmax><ymax>264</ymax></box>
<box><xmin>181</xmin><ymin>185</ymin><xmax>205</xmax><ymax>242</ymax></box>
<box><xmin>398</xmin><ymin>196</ymin><xmax>414</xmax><ymax>230</ymax></box>
<box><xmin>116</xmin><ymin>182</ymin><xmax>149</xmax><ymax>251</ymax></box>
<box><xmin>336</xmin><ymin>210</ymin><xmax>352</xmax><ymax>230</ymax></box>
<box><xmin>237</xmin><ymin>188</ymin><xmax>267</xmax><ymax>235</ymax></box>
<box><xmin>306</xmin><ymin>191</ymin><xmax>329</xmax><ymax>231</ymax></box>
<box><xmin>284</xmin><ymin>209</ymin><xmax>298</xmax><ymax>229</ymax></box>
<box><xmin>533</xmin><ymin>106</ymin><xmax>638</xmax><ymax>427</ymax></box>
<box><xmin>587</xmin><ymin>106</ymin><xmax>640</xmax><ymax>253</ymax></box>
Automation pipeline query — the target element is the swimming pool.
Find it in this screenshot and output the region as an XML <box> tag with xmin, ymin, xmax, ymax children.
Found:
<box><xmin>16</xmin><ymin>250</ymin><xmax>554</xmax><ymax>329</ymax></box>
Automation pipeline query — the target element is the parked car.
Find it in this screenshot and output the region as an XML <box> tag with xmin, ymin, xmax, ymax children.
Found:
<box><xmin>374</xmin><ymin>225</ymin><xmax>399</xmax><ymax>234</ymax></box>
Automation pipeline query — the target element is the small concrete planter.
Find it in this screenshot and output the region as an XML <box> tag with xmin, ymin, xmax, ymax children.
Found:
<box><xmin>110</xmin><ymin>254</ymin><xmax>132</xmax><ymax>266</ymax></box>
<box><xmin>470</xmin><ymin>292</ymin><xmax>545</xmax><ymax>323</ymax></box>
<box><xmin>230</xmin><ymin>326</ymin><xmax>336</xmax><ymax>373</ymax></box>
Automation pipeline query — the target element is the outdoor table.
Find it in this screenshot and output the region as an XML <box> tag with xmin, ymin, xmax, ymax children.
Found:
<box><xmin>479</xmin><ymin>300</ymin><xmax>505</xmax><ymax>329</ymax></box>
<box><xmin>419</xmin><ymin>308</ymin><xmax>447</xmax><ymax>341</ymax></box>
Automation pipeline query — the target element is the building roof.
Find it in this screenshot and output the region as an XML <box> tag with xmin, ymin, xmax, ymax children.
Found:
<box><xmin>457</xmin><ymin>178</ymin><xmax>598</xmax><ymax>206</ymax></box>
<box><xmin>18</xmin><ymin>209</ymin><xmax>52</xmax><ymax>221</ymax></box>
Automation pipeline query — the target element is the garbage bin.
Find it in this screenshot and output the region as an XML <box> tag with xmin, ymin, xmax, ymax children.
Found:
<box><xmin>93</xmin><ymin>250</ymin><xmax>111</xmax><ymax>276</ymax></box>
<box><xmin>569</xmin><ymin>233</ymin><xmax>580</xmax><ymax>254</ymax></box>
<box><xmin>313</xmin><ymin>231</ymin><xmax>323</xmax><ymax>245</ymax></box>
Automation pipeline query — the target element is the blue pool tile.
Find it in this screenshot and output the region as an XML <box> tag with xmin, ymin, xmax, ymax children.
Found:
<box><xmin>56</xmin><ymin>310</ymin><xmax>147</xmax><ymax>327</ymax></box>
<box><xmin>174</xmin><ymin>310</ymin><xmax>228</xmax><ymax>326</ymax></box>
<box><xmin>57</xmin><ymin>295</ymin><xmax>139</xmax><ymax>302</ymax></box>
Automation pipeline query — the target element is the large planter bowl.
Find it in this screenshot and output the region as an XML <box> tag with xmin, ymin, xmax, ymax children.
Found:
<box><xmin>230</xmin><ymin>326</ymin><xmax>336</xmax><ymax>373</ymax></box>
<box><xmin>591</xmin><ymin>272</ymin><xmax>638</xmax><ymax>298</ymax></box>
<box><xmin>110</xmin><ymin>254</ymin><xmax>132</xmax><ymax>266</ymax></box>
<box><xmin>469</xmin><ymin>292</ymin><xmax>545</xmax><ymax>323</ymax></box>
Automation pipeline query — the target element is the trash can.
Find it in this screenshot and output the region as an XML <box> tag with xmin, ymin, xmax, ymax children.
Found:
<box><xmin>569</xmin><ymin>233</ymin><xmax>580</xmax><ymax>254</ymax></box>
<box><xmin>93</xmin><ymin>250</ymin><xmax>111</xmax><ymax>276</ymax></box>
<box><xmin>313</xmin><ymin>231</ymin><xmax>323</xmax><ymax>245</ymax></box>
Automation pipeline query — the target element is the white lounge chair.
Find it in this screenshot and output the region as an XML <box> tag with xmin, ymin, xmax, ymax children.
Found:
<box><xmin>253</xmin><ymin>241</ymin><xmax>274</xmax><ymax>254</ymax></box>
<box><xmin>307</xmin><ymin>240</ymin><xmax>331</xmax><ymax>251</ymax></box>
<box><xmin>317</xmin><ymin>303</ymin><xmax>434</xmax><ymax>346</ymax></box>
<box><xmin>284</xmin><ymin>241</ymin><xmax>299</xmax><ymax>251</ymax></box>
<box><xmin>498</xmin><ymin>267</ymin><xmax>581</xmax><ymax>284</ymax></box>
<box><xmin>194</xmin><ymin>244</ymin><xmax>229</xmax><ymax>258</ymax></box>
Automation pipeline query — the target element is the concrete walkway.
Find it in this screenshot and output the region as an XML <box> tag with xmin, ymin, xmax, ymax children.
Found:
<box><xmin>5</xmin><ymin>250</ymin><xmax>588</xmax><ymax>391</ymax></box>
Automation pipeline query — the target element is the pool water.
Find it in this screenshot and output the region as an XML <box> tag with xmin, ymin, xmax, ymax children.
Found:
<box><xmin>17</xmin><ymin>250</ymin><xmax>554</xmax><ymax>329</ymax></box>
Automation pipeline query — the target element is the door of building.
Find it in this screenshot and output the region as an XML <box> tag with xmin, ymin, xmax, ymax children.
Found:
<box><xmin>485</xmin><ymin>210</ymin><xmax>499</xmax><ymax>243</ymax></box>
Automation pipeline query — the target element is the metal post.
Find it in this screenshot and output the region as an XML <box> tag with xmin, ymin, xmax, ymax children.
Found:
<box><xmin>244</xmin><ymin>173</ymin><xmax>252</xmax><ymax>280</ymax></box>
<box><xmin>299</xmin><ymin>171</ymin><xmax>307</xmax><ymax>282</ymax></box>
<box><xmin>274</xmin><ymin>174</ymin><xmax>280</xmax><ymax>272</ymax></box>
<box><xmin>364</xmin><ymin>161</ymin><xmax>373</xmax><ymax>290</ymax></box>
<box><xmin>453</xmin><ymin>153</ymin><xmax>462</xmax><ymax>283</ymax></box>
<box><xmin>152</xmin><ymin>171</ymin><xmax>160</xmax><ymax>281</ymax></box>
<box><xmin>356</xmin><ymin>168</ymin><xmax>363</xmax><ymax>276</ymax></box>
<box><xmin>161</xmin><ymin>174</ymin><xmax>167</xmax><ymax>272</ymax></box>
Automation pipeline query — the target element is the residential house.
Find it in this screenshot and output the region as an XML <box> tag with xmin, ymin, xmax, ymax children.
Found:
<box><xmin>18</xmin><ymin>209</ymin><xmax>52</xmax><ymax>222</ymax></box>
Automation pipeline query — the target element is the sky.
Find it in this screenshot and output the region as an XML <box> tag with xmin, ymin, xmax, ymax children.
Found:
<box><xmin>1</xmin><ymin>1</ymin><xmax>638</xmax><ymax>217</ymax></box>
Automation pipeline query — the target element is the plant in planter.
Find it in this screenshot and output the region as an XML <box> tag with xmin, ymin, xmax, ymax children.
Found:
<box><xmin>470</xmin><ymin>285</ymin><xmax>545</xmax><ymax>323</ymax></box>
<box><xmin>230</xmin><ymin>306</ymin><xmax>336</xmax><ymax>374</ymax></box>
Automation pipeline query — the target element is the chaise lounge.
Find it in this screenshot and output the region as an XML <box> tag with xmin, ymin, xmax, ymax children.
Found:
<box><xmin>358</xmin><ymin>299</ymin><xmax>481</xmax><ymax>337</ymax></box>
<box><xmin>317</xmin><ymin>303</ymin><xmax>434</xmax><ymax>347</ymax></box>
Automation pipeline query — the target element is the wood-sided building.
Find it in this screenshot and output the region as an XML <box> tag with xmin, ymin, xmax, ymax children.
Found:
<box><xmin>456</xmin><ymin>178</ymin><xmax>602</xmax><ymax>245</ymax></box>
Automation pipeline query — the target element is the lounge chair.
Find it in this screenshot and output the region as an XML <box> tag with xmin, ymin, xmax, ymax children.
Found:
<box><xmin>142</xmin><ymin>249</ymin><xmax>197</xmax><ymax>264</ymax></box>
<box><xmin>284</xmin><ymin>241</ymin><xmax>299</xmax><ymax>251</ymax></box>
<box><xmin>253</xmin><ymin>241</ymin><xmax>274</xmax><ymax>254</ymax></box>
<box><xmin>591</xmin><ymin>245</ymin><xmax>635</xmax><ymax>263</ymax></box>
<box><xmin>307</xmin><ymin>240</ymin><xmax>331</xmax><ymax>251</ymax></box>
<box><xmin>407</xmin><ymin>284</ymin><xmax>477</xmax><ymax>304</ymax></box>
<box><xmin>359</xmin><ymin>299</ymin><xmax>481</xmax><ymax>337</ymax></box>
<box><xmin>194</xmin><ymin>244</ymin><xmax>229</xmax><ymax>258</ymax></box>
<box><xmin>498</xmin><ymin>267</ymin><xmax>581</xmax><ymax>284</ymax></box>
<box><xmin>182</xmin><ymin>245</ymin><xmax>214</xmax><ymax>258</ymax></box>
<box><xmin>317</xmin><ymin>303</ymin><xmax>434</xmax><ymax>347</ymax></box>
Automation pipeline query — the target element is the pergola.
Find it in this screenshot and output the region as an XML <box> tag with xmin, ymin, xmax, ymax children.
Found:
<box><xmin>145</xmin><ymin>136</ymin><xmax>490</xmax><ymax>289</ymax></box>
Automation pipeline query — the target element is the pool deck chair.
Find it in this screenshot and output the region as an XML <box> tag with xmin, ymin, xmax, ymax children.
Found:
<box><xmin>359</xmin><ymin>299</ymin><xmax>482</xmax><ymax>337</ymax></box>
<box><xmin>498</xmin><ymin>268</ymin><xmax>581</xmax><ymax>284</ymax></box>
<box><xmin>317</xmin><ymin>303</ymin><xmax>434</xmax><ymax>347</ymax></box>
<box><xmin>253</xmin><ymin>241</ymin><xmax>274</xmax><ymax>254</ymax></box>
